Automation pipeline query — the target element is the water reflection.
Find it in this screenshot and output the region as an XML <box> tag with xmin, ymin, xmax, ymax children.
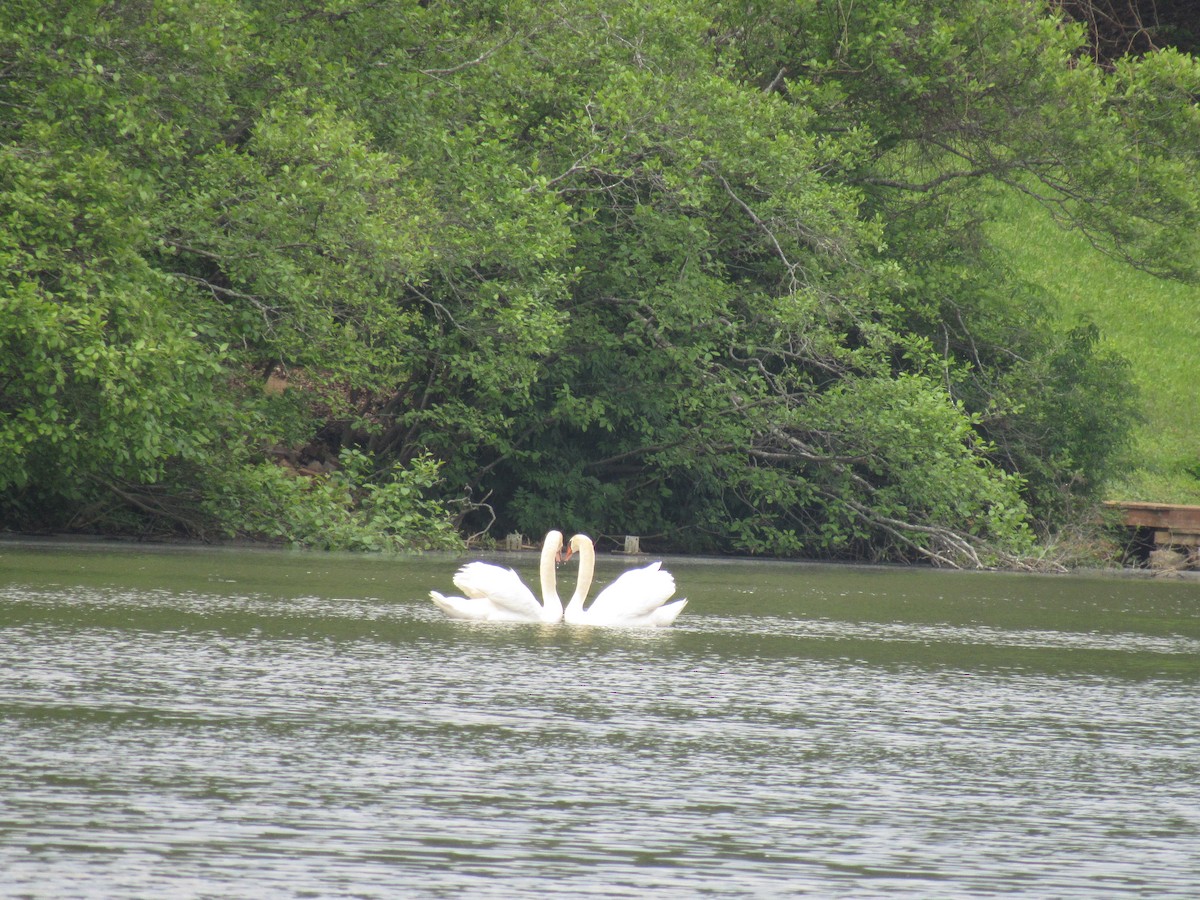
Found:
<box><xmin>1</xmin><ymin>542</ymin><xmax>1198</xmax><ymax>897</ymax></box>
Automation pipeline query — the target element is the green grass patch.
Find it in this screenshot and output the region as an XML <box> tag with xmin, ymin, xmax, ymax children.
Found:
<box><xmin>989</xmin><ymin>196</ymin><xmax>1200</xmax><ymax>504</ymax></box>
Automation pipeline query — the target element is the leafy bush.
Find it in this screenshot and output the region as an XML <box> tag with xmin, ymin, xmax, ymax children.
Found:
<box><xmin>201</xmin><ymin>451</ymin><xmax>462</xmax><ymax>552</ymax></box>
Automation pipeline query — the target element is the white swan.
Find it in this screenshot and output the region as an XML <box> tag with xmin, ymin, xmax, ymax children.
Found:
<box><xmin>430</xmin><ymin>530</ymin><xmax>564</xmax><ymax>623</ymax></box>
<box><xmin>563</xmin><ymin>534</ymin><xmax>687</xmax><ymax>627</ymax></box>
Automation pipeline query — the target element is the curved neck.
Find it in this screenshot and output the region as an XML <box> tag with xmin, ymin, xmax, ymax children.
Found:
<box><xmin>538</xmin><ymin>532</ymin><xmax>563</xmax><ymax>621</ymax></box>
<box><xmin>565</xmin><ymin>535</ymin><xmax>595</xmax><ymax>621</ymax></box>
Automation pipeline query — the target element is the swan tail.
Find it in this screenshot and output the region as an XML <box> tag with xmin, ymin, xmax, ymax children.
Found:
<box><xmin>650</xmin><ymin>598</ymin><xmax>688</xmax><ymax>627</ymax></box>
<box><xmin>429</xmin><ymin>590</ymin><xmax>458</xmax><ymax>615</ymax></box>
<box><xmin>430</xmin><ymin>590</ymin><xmax>491</xmax><ymax>621</ymax></box>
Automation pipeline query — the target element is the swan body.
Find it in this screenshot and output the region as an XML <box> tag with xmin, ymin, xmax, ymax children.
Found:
<box><xmin>563</xmin><ymin>534</ymin><xmax>687</xmax><ymax>627</ymax></box>
<box><xmin>430</xmin><ymin>530</ymin><xmax>564</xmax><ymax>623</ymax></box>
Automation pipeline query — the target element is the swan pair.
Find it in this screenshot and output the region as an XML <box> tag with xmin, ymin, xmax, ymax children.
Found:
<box><xmin>429</xmin><ymin>530</ymin><xmax>687</xmax><ymax>627</ymax></box>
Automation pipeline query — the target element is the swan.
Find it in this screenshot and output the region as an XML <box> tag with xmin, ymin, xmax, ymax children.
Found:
<box><xmin>563</xmin><ymin>534</ymin><xmax>687</xmax><ymax>627</ymax></box>
<box><xmin>429</xmin><ymin>530</ymin><xmax>564</xmax><ymax>623</ymax></box>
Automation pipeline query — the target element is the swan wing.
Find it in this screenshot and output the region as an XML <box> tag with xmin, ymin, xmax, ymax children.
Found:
<box><xmin>452</xmin><ymin>562</ymin><xmax>544</xmax><ymax>620</ymax></box>
<box><xmin>586</xmin><ymin>562</ymin><xmax>677</xmax><ymax>622</ymax></box>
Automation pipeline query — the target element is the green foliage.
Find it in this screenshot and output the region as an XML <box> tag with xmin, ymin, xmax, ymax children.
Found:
<box><xmin>803</xmin><ymin>375</ymin><xmax>1035</xmax><ymax>557</ymax></box>
<box><xmin>200</xmin><ymin>450</ymin><xmax>463</xmax><ymax>551</ymax></box>
<box><xmin>0</xmin><ymin>139</ymin><xmax>223</xmax><ymax>499</ymax></box>
<box><xmin>0</xmin><ymin>0</ymin><xmax>1195</xmax><ymax>565</ymax></box>
<box><xmin>161</xmin><ymin>96</ymin><xmax>440</xmax><ymax>397</ymax></box>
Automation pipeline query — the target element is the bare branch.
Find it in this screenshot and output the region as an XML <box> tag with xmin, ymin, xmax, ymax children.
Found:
<box><xmin>709</xmin><ymin>168</ymin><xmax>802</xmax><ymax>292</ymax></box>
<box><xmin>419</xmin><ymin>32</ymin><xmax>521</xmax><ymax>76</ymax></box>
<box><xmin>764</xmin><ymin>66</ymin><xmax>787</xmax><ymax>94</ymax></box>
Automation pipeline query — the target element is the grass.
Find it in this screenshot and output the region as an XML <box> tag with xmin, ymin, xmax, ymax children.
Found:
<box><xmin>988</xmin><ymin>195</ymin><xmax>1200</xmax><ymax>505</ymax></box>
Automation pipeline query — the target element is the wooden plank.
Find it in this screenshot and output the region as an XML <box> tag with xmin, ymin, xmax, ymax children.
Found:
<box><xmin>1104</xmin><ymin>501</ymin><xmax>1200</xmax><ymax>531</ymax></box>
<box><xmin>1156</xmin><ymin>530</ymin><xmax>1200</xmax><ymax>547</ymax></box>
<box><xmin>1105</xmin><ymin>502</ymin><xmax>1200</xmax><ymax>548</ymax></box>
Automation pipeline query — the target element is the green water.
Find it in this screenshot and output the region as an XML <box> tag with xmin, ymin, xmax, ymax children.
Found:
<box><xmin>2</xmin><ymin>540</ymin><xmax>1198</xmax><ymax>897</ymax></box>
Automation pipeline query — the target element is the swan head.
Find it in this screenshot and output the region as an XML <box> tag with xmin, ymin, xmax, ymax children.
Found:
<box><xmin>564</xmin><ymin>533</ymin><xmax>593</xmax><ymax>563</ymax></box>
<box><xmin>546</xmin><ymin>529</ymin><xmax>565</xmax><ymax>562</ymax></box>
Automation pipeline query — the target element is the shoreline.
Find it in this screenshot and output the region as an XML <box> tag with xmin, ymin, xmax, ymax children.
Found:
<box><xmin>3</xmin><ymin>530</ymin><xmax>1195</xmax><ymax>581</ymax></box>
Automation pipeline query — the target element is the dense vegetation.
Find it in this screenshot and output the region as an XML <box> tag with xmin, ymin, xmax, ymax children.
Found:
<box><xmin>2</xmin><ymin>0</ymin><xmax>1198</xmax><ymax>565</ymax></box>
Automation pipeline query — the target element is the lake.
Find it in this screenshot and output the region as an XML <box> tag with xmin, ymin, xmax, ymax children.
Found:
<box><xmin>1</xmin><ymin>539</ymin><xmax>1198</xmax><ymax>897</ymax></box>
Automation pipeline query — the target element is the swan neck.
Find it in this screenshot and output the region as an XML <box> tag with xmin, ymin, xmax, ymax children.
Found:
<box><xmin>565</xmin><ymin>536</ymin><xmax>595</xmax><ymax>621</ymax></box>
<box><xmin>539</xmin><ymin>532</ymin><xmax>563</xmax><ymax>621</ymax></box>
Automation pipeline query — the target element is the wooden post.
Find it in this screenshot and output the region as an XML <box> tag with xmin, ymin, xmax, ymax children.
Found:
<box><xmin>623</xmin><ymin>535</ymin><xmax>640</xmax><ymax>554</ymax></box>
<box><xmin>505</xmin><ymin>532</ymin><xmax>523</xmax><ymax>551</ymax></box>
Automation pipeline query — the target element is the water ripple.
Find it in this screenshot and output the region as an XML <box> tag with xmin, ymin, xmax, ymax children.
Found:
<box><xmin>2</xmin><ymin>560</ymin><xmax>1199</xmax><ymax>897</ymax></box>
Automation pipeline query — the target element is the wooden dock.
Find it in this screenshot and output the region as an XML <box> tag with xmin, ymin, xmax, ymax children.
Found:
<box><xmin>1104</xmin><ymin>501</ymin><xmax>1200</xmax><ymax>547</ymax></box>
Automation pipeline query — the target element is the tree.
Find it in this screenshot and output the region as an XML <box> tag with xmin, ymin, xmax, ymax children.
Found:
<box><xmin>1</xmin><ymin>0</ymin><xmax>1195</xmax><ymax>564</ymax></box>
<box><xmin>0</xmin><ymin>0</ymin><xmax>467</xmax><ymax>546</ymax></box>
<box><xmin>0</xmin><ymin>1</ymin><xmax>230</xmax><ymax>522</ymax></box>
<box><xmin>705</xmin><ymin>0</ymin><xmax>1190</xmax><ymax>524</ymax></box>
<box><xmin>439</xmin><ymin>1</ymin><xmax>1042</xmax><ymax>563</ymax></box>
